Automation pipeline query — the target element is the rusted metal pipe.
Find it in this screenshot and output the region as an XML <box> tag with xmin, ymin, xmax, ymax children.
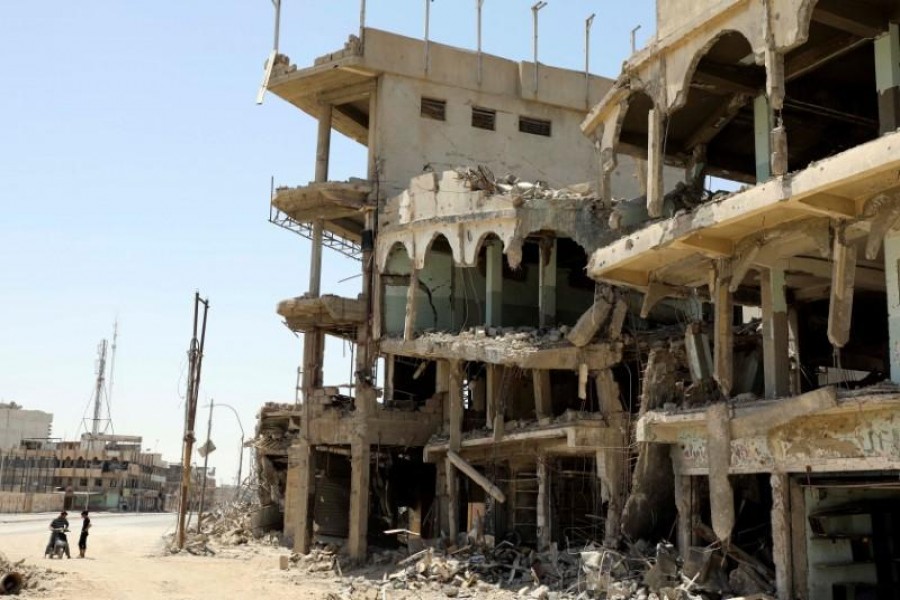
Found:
<box><xmin>1</xmin><ymin>571</ymin><xmax>24</xmax><ymax>595</ymax></box>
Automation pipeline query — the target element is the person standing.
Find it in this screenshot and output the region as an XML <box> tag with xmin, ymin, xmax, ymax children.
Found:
<box><xmin>78</xmin><ymin>510</ymin><xmax>91</xmax><ymax>558</ymax></box>
<box><xmin>44</xmin><ymin>511</ymin><xmax>70</xmax><ymax>558</ymax></box>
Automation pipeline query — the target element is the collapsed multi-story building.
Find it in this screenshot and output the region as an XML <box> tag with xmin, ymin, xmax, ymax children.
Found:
<box><xmin>256</xmin><ymin>2</ymin><xmax>900</xmax><ymax>598</ymax></box>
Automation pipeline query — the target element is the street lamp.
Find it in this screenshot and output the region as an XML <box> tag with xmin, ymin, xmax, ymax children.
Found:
<box><xmin>202</xmin><ymin>402</ymin><xmax>246</xmax><ymax>500</ymax></box>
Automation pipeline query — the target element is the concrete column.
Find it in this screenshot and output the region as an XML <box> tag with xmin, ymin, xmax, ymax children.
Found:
<box><xmin>404</xmin><ymin>269</ymin><xmax>419</xmax><ymax>341</ymax></box>
<box><xmin>884</xmin><ymin>230</ymin><xmax>900</xmax><ymax>381</ymax></box>
<box><xmin>538</xmin><ymin>239</ymin><xmax>557</xmax><ymax>328</ymax></box>
<box><xmin>596</xmin><ymin>370</ymin><xmax>626</xmax><ymax>547</ymax></box>
<box><xmin>875</xmin><ymin>24</ymin><xmax>900</xmax><ymax>135</ymax></box>
<box><xmin>486</xmin><ymin>364</ymin><xmax>503</xmax><ymax>431</ymax></box>
<box><xmin>435</xmin><ymin>458</ymin><xmax>450</xmax><ymax>536</ymax></box>
<box><xmin>289</xmin><ymin>441</ymin><xmax>314</xmax><ymax>554</ymax></box>
<box><xmin>446</xmin><ymin>361</ymin><xmax>464</xmax><ymax>541</ymax></box>
<box><xmin>770</xmin><ymin>472</ymin><xmax>793</xmax><ymax>600</ymax></box>
<box><xmin>788</xmin><ymin>307</ymin><xmax>801</xmax><ymax>395</ymax></box>
<box><xmin>713</xmin><ymin>269</ymin><xmax>734</xmax><ymax>397</ymax></box>
<box><xmin>367</xmin><ymin>91</ymin><xmax>378</xmax><ymax>181</ymax></box>
<box><xmin>753</xmin><ymin>95</ymin><xmax>773</xmax><ymax>182</ymax></box>
<box><xmin>828</xmin><ymin>232</ymin><xmax>857</xmax><ymax>349</ymax></box>
<box><xmin>646</xmin><ymin>108</ymin><xmax>665</xmax><ymax>218</ymax></box>
<box><xmin>485</xmin><ymin>240</ymin><xmax>503</xmax><ymax>327</ymax></box>
<box><xmin>673</xmin><ymin>473</ymin><xmax>694</xmax><ymax>561</ymax></box>
<box><xmin>536</xmin><ymin>456</ymin><xmax>551</xmax><ymax>550</ymax></box>
<box><xmin>347</xmin><ymin>438</ymin><xmax>371</xmax><ymax>561</ymax></box>
<box><xmin>532</xmin><ymin>370</ymin><xmax>552</xmax><ymax>419</ymax></box>
<box><xmin>384</xmin><ymin>355</ymin><xmax>395</xmax><ymax>406</ymax></box>
<box><xmin>315</xmin><ymin>104</ymin><xmax>333</xmax><ymax>183</ymax></box>
<box><xmin>761</xmin><ymin>266</ymin><xmax>790</xmax><ymax>398</ymax></box>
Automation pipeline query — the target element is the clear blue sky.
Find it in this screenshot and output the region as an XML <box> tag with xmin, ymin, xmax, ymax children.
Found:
<box><xmin>0</xmin><ymin>1</ymin><xmax>655</xmax><ymax>486</ymax></box>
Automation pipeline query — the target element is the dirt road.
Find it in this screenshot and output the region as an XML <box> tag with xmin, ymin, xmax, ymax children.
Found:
<box><xmin>0</xmin><ymin>513</ymin><xmax>339</xmax><ymax>600</ymax></box>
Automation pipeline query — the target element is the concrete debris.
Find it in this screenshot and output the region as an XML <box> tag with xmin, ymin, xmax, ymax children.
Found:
<box><xmin>456</xmin><ymin>167</ymin><xmax>596</xmax><ymax>202</ymax></box>
<box><xmin>165</xmin><ymin>502</ymin><xmax>282</xmax><ymax>556</ymax></box>
<box><xmin>279</xmin><ymin>539</ymin><xmax>772</xmax><ymax>600</ymax></box>
<box><xmin>0</xmin><ymin>551</ymin><xmax>59</xmax><ymax>595</ymax></box>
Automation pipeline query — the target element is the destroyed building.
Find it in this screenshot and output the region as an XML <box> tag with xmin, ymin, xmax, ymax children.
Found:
<box><xmin>256</xmin><ymin>3</ymin><xmax>900</xmax><ymax>599</ymax></box>
<box><xmin>256</xmin><ymin>20</ymin><xmax>673</xmax><ymax>561</ymax></box>
<box><xmin>581</xmin><ymin>0</ymin><xmax>900</xmax><ymax>598</ymax></box>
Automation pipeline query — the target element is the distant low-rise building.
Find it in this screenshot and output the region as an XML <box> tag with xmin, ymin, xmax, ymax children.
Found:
<box><xmin>0</xmin><ymin>403</ymin><xmax>52</xmax><ymax>449</ymax></box>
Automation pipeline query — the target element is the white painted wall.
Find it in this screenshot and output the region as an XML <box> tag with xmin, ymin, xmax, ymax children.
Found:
<box><xmin>375</xmin><ymin>73</ymin><xmax>648</xmax><ymax>201</ymax></box>
<box><xmin>0</xmin><ymin>405</ymin><xmax>53</xmax><ymax>449</ymax></box>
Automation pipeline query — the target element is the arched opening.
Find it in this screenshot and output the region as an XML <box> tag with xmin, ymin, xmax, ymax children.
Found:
<box><xmin>666</xmin><ymin>31</ymin><xmax>763</xmax><ymax>185</ymax></box>
<box><xmin>381</xmin><ymin>242</ymin><xmax>414</xmax><ymax>338</ymax></box>
<box><xmin>616</xmin><ymin>90</ymin><xmax>654</xmax><ymax>174</ymax></box>
<box><xmin>779</xmin><ymin>0</ymin><xmax>883</xmax><ymax>169</ymax></box>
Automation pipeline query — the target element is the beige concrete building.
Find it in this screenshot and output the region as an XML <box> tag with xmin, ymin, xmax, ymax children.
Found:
<box><xmin>256</xmin><ymin>3</ymin><xmax>900</xmax><ymax>598</ymax></box>
<box><xmin>581</xmin><ymin>0</ymin><xmax>900</xmax><ymax>598</ymax></box>
<box><xmin>257</xmin><ymin>21</ymin><xmax>682</xmax><ymax>563</ymax></box>
<box><xmin>0</xmin><ymin>403</ymin><xmax>52</xmax><ymax>450</ymax></box>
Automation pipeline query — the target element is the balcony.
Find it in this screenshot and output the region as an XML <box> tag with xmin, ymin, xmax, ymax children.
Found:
<box><xmin>277</xmin><ymin>294</ymin><xmax>366</xmax><ymax>340</ymax></box>
<box><xmin>270</xmin><ymin>179</ymin><xmax>372</xmax><ymax>259</ymax></box>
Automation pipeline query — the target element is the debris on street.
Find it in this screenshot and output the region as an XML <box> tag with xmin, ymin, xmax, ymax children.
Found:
<box><xmin>0</xmin><ymin>551</ymin><xmax>59</xmax><ymax>595</ymax></box>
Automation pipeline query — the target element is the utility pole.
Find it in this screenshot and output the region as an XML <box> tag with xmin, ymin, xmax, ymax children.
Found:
<box><xmin>585</xmin><ymin>13</ymin><xmax>595</xmax><ymax>108</ymax></box>
<box><xmin>476</xmin><ymin>0</ymin><xmax>484</xmax><ymax>84</ymax></box>
<box><xmin>197</xmin><ymin>399</ymin><xmax>214</xmax><ymax>530</ymax></box>
<box><xmin>176</xmin><ymin>292</ymin><xmax>209</xmax><ymax>549</ymax></box>
<box><xmin>532</xmin><ymin>2</ymin><xmax>548</xmax><ymax>95</ymax></box>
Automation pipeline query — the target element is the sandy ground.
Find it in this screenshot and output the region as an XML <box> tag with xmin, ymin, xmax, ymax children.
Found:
<box><xmin>0</xmin><ymin>513</ymin><xmax>342</xmax><ymax>600</ymax></box>
<box><xmin>0</xmin><ymin>513</ymin><xmax>520</xmax><ymax>600</ymax></box>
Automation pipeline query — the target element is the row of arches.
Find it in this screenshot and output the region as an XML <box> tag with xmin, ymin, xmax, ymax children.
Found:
<box><xmin>594</xmin><ymin>0</ymin><xmax>885</xmax><ymax>193</ymax></box>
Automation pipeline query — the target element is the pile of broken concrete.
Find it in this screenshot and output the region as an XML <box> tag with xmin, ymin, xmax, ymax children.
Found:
<box><xmin>285</xmin><ymin>539</ymin><xmax>775</xmax><ymax>600</ymax></box>
<box><xmin>0</xmin><ymin>551</ymin><xmax>59</xmax><ymax>595</ymax></box>
<box><xmin>166</xmin><ymin>502</ymin><xmax>281</xmax><ymax>556</ymax></box>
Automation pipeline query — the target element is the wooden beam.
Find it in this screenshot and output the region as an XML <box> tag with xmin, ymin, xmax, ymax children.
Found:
<box><xmin>447</xmin><ymin>450</ymin><xmax>506</xmax><ymax>503</ymax></box>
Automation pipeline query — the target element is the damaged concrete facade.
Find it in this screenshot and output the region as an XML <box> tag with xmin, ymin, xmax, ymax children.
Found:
<box><xmin>582</xmin><ymin>0</ymin><xmax>900</xmax><ymax>598</ymax></box>
<box><xmin>257</xmin><ymin>3</ymin><xmax>900</xmax><ymax>598</ymax></box>
<box><xmin>258</xmin><ymin>25</ymin><xmax>671</xmax><ymax>567</ymax></box>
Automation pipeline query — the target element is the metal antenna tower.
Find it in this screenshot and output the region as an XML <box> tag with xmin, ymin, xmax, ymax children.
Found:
<box><xmin>107</xmin><ymin>319</ymin><xmax>119</xmax><ymax>411</ymax></box>
<box><xmin>91</xmin><ymin>340</ymin><xmax>108</xmax><ymax>437</ymax></box>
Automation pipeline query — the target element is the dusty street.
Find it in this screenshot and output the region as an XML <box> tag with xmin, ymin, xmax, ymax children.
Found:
<box><xmin>0</xmin><ymin>512</ymin><xmax>341</xmax><ymax>600</ymax></box>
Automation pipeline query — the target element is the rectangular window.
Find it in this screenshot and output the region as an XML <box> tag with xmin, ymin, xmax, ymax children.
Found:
<box><xmin>471</xmin><ymin>106</ymin><xmax>496</xmax><ymax>131</ymax></box>
<box><xmin>519</xmin><ymin>116</ymin><xmax>552</xmax><ymax>137</ymax></box>
<box><xmin>420</xmin><ymin>97</ymin><xmax>447</xmax><ymax>121</ymax></box>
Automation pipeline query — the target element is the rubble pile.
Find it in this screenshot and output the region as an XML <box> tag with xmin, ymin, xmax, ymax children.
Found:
<box><xmin>286</xmin><ymin>540</ymin><xmax>776</xmax><ymax>600</ymax></box>
<box><xmin>457</xmin><ymin>166</ymin><xmax>595</xmax><ymax>202</ymax></box>
<box><xmin>166</xmin><ymin>502</ymin><xmax>281</xmax><ymax>556</ymax></box>
<box><xmin>0</xmin><ymin>551</ymin><xmax>59</xmax><ymax>595</ymax></box>
<box><xmin>412</xmin><ymin>325</ymin><xmax>572</xmax><ymax>352</ymax></box>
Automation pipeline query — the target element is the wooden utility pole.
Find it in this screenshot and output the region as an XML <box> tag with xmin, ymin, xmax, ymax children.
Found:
<box><xmin>176</xmin><ymin>292</ymin><xmax>209</xmax><ymax>549</ymax></box>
